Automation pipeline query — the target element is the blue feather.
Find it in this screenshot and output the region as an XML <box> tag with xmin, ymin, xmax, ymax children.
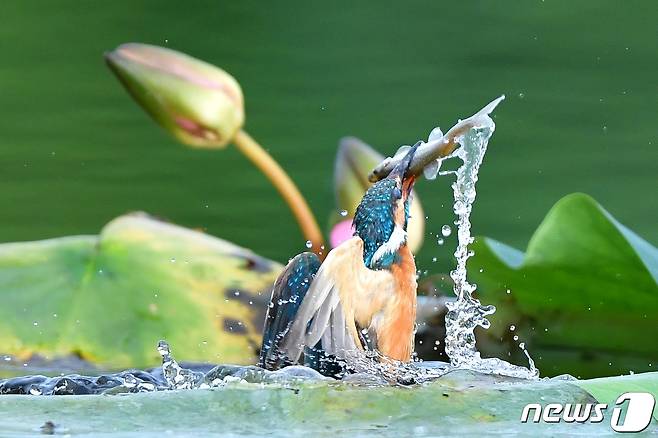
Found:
<box><xmin>259</xmin><ymin>252</ymin><xmax>320</xmax><ymax>369</ymax></box>
<box><xmin>353</xmin><ymin>178</ymin><xmax>413</xmax><ymax>269</ymax></box>
<box><xmin>353</xmin><ymin>179</ymin><xmax>397</xmax><ymax>267</ymax></box>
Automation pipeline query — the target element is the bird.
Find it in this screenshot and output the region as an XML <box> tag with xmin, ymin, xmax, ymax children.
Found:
<box><xmin>258</xmin><ymin>144</ymin><xmax>420</xmax><ymax>377</ymax></box>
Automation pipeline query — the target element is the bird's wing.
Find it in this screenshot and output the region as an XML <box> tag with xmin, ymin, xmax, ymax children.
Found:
<box><xmin>259</xmin><ymin>252</ymin><xmax>321</xmax><ymax>370</ymax></box>
<box><xmin>281</xmin><ymin>237</ymin><xmax>392</xmax><ymax>364</ymax></box>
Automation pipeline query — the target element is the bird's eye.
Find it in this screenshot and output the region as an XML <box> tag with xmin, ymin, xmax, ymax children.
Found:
<box><xmin>392</xmin><ymin>187</ymin><xmax>402</xmax><ymax>199</ymax></box>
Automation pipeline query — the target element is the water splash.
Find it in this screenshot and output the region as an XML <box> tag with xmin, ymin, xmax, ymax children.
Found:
<box><xmin>345</xmin><ymin>349</ymin><xmax>449</xmax><ymax>385</ymax></box>
<box><xmin>0</xmin><ymin>340</ymin><xmax>453</xmax><ymax>395</ymax></box>
<box><xmin>444</xmin><ymin>126</ymin><xmax>497</xmax><ymax>363</ymax></box>
<box><xmin>436</xmin><ymin>102</ymin><xmax>539</xmax><ymax>379</ymax></box>
<box><xmin>157</xmin><ymin>340</ymin><xmax>205</xmax><ymax>389</ymax></box>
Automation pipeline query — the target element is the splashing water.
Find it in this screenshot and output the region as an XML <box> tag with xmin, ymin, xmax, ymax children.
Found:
<box><xmin>0</xmin><ymin>340</ymin><xmax>452</xmax><ymax>395</ymax></box>
<box><xmin>443</xmin><ymin>127</ymin><xmax>496</xmax><ymax>364</ymax></box>
<box><xmin>157</xmin><ymin>340</ymin><xmax>206</xmax><ymax>389</ymax></box>
<box><xmin>436</xmin><ymin>101</ymin><xmax>539</xmax><ymax>379</ymax></box>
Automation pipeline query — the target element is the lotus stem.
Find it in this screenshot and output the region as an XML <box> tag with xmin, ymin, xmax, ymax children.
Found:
<box><xmin>233</xmin><ymin>130</ymin><xmax>325</xmax><ymax>255</ymax></box>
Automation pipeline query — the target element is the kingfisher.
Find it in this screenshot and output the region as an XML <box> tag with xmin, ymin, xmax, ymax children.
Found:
<box><xmin>259</xmin><ymin>145</ymin><xmax>420</xmax><ymax>377</ymax></box>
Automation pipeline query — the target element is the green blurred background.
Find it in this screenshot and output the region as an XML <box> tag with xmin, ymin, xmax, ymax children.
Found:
<box><xmin>1</xmin><ymin>1</ymin><xmax>655</xmax><ymax>271</ymax></box>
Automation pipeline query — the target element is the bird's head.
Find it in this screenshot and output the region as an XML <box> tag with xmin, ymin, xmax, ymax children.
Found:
<box><xmin>354</xmin><ymin>143</ymin><xmax>419</xmax><ymax>269</ymax></box>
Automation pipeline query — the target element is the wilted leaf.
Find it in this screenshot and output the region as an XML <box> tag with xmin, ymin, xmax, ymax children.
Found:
<box><xmin>470</xmin><ymin>193</ymin><xmax>658</xmax><ymax>378</ymax></box>
<box><xmin>0</xmin><ymin>214</ymin><xmax>281</xmax><ymax>368</ymax></box>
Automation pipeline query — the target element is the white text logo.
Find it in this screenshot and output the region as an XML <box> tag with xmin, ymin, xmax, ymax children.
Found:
<box><xmin>520</xmin><ymin>392</ymin><xmax>655</xmax><ymax>432</ymax></box>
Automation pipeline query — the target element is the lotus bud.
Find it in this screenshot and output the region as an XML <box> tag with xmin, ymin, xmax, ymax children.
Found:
<box><xmin>105</xmin><ymin>43</ymin><xmax>244</xmax><ymax>148</ymax></box>
<box><xmin>331</xmin><ymin>137</ymin><xmax>425</xmax><ymax>252</ymax></box>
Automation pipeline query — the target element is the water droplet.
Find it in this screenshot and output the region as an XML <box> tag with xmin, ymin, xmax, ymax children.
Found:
<box><xmin>513</xmin><ymin>335</ymin><xmax>519</xmax><ymax>341</ymax></box>
<box><xmin>339</xmin><ymin>209</ymin><xmax>348</xmax><ymax>217</ymax></box>
<box><xmin>305</xmin><ymin>240</ymin><xmax>313</xmax><ymax>248</ymax></box>
<box><xmin>432</xmin><ymin>257</ymin><xmax>438</xmax><ymax>262</ymax></box>
<box><xmin>441</xmin><ymin>225</ymin><xmax>452</xmax><ymax>237</ymax></box>
<box><xmin>170</xmin><ymin>258</ymin><xmax>176</xmax><ymax>263</ymax></box>
<box><xmin>509</xmin><ymin>325</ymin><xmax>515</xmax><ymax>331</ymax></box>
<box><xmin>437</xmin><ymin>238</ymin><xmax>444</xmax><ymax>245</ymax></box>
<box><xmin>33</xmin><ymin>321</ymin><xmax>38</xmax><ymax>326</ymax></box>
<box><xmin>506</xmin><ymin>289</ymin><xmax>511</xmax><ymax>294</ymax></box>
<box><xmin>434</xmin><ymin>340</ymin><xmax>440</xmax><ymax>345</ymax></box>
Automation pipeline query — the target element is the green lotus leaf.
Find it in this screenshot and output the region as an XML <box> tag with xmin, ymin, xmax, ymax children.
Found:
<box><xmin>0</xmin><ymin>214</ymin><xmax>281</xmax><ymax>368</ymax></box>
<box><xmin>576</xmin><ymin>372</ymin><xmax>658</xmax><ymax>412</ymax></box>
<box><xmin>2</xmin><ymin>370</ymin><xmax>656</xmax><ymax>434</ymax></box>
<box><xmin>471</xmin><ymin>193</ymin><xmax>658</xmax><ymax>378</ymax></box>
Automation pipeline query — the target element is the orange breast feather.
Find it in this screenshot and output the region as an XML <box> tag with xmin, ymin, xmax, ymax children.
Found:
<box><xmin>376</xmin><ymin>245</ymin><xmax>417</xmax><ymax>361</ymax></box>
<box><xmin>329</xmin><ymin>238</ymin><xmax>417</xmax><ymax>362</ymax></box>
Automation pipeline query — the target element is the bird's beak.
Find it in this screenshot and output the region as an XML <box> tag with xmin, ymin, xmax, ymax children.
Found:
<box><xmin>387</xmin><ymin>142</ymin><xmax>420</xmax><ymax>196</ymax></box>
